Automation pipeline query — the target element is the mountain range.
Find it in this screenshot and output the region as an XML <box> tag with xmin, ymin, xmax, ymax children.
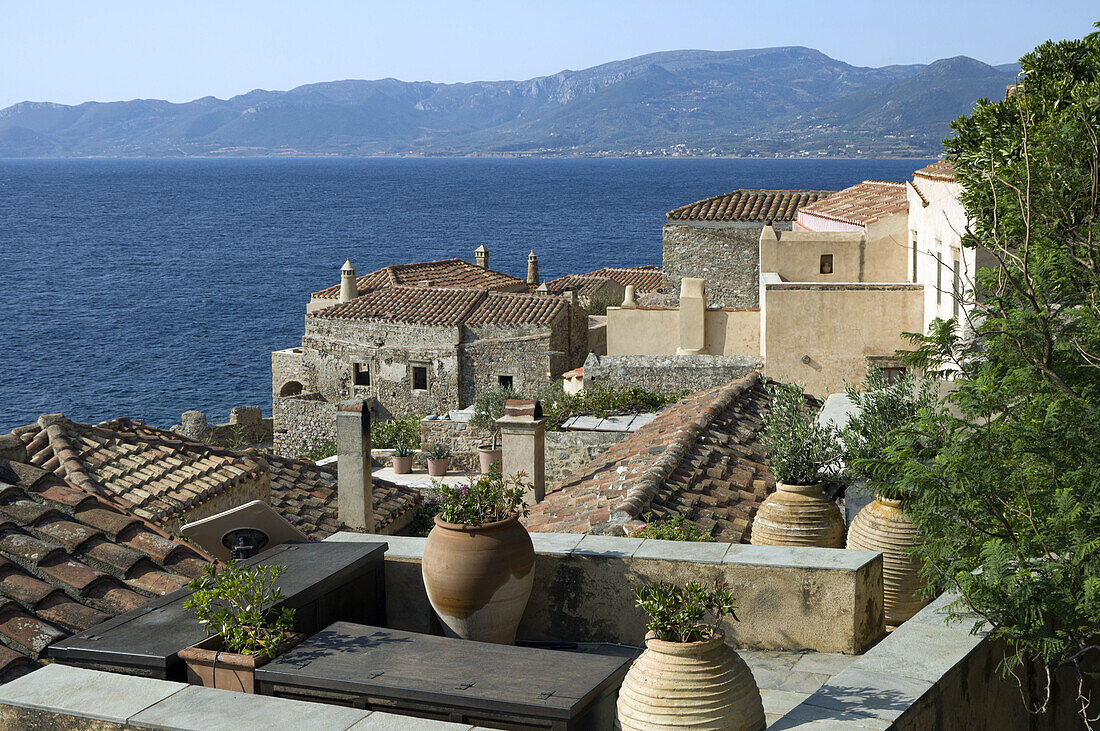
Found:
<box><xmin>0</xmin><ymin>47</ymin><xmax>1019</xmax><ymax>158</ymax></box>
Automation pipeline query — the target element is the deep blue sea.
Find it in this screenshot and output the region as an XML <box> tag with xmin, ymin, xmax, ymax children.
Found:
<box><xmin>0</xmin><ymin>157</ymin><xmax>933</xmax><ymax>430</ymax></box>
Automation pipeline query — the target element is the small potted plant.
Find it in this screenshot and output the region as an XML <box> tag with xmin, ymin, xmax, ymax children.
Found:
<box><xmin>751</xmin><ymin>382</ymin><xmax>845</xmax><ymax>547</ymax></box>
<box><xmin>179</xmin><ymin>562</ymin><xmax>305</xmax><ymax>693</ymax></box>
<box><xmin>392</xmin><ymin>443</ymin><xmax>414</xmax><ymax>474</ymax></box>
<box><xmin>421</xmin><ymin>467</ymin><xmax>533</xmax><ymax>644</ymax></box>
<box><xmin>425</xmin><ymin>442</ymin><xmax>451</xmax><ymax>477</ymax></box>
<box><xmin>618</xmin><ymin>580</ymin><xmax>765</xmax><ymax>730</ymax></box>
<box><xmin>470</xmin><ymin>386</ymin><xmax>516</xmax><ymax>474</ymax></box>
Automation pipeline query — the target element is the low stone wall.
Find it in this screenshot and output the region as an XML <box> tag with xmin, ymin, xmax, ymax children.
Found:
<box><xmin>331</xmin><ymin>532</ymin><xmax>885</xmax><ymax>655</ymax></box>
<box><xmin>582</xmin><ymin>353</ymin><xmax>761</xmax><ymax>394</ymax></box>
<box><xmin>419</xmin><ymin>414</ymin><xmax>494</xmax><ymax>473</ymax></box>
<box><xmin>273</xmin><ymin>394</ymin><xmax>337</xmax><ymax>458</ymax></box>
<box><xmin>171</xmin><ymin>406</ymin><xmax>273</xmax><ymax>447</ymax></box>
<box><xmin>544</xmin><ymin>430</ymin><xmax>625</xmax><ymax>486</ymax></box>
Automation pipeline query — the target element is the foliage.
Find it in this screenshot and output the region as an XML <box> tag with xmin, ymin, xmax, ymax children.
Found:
<box><xmin>469</xmin><ymin>386</ymin><xmax>518</xmax><ymax>447</ymax></box>
<box><xmin>632</xmin><ymin>579</ymin><xmax>738</xmax><ymax>643</ymax></box>
<box><xmin>582</xmin><ymin>288</ymin><xmax>622</xmax><ymax>316</ymax></box>
<box><xmin>372</xmin><ymin>414</ymin><xmax>422</xmax><ymax>450</ymax></box>
<box><xmin>433</xmin><ymin>467</ymin><xmax>531</xmax><ymax>526</ymax></box>
<box><xmin>298</xmin><ymin>439</ymin><xmax>336</xmax><ymax>462</ymax></box>
<box><xmin>536</xmin><ymin>380</ymin><xmax>686</xmax><ymax>432</ymax></box>
<box><xmin>410</xmin><ymin>489</ymin><xmax>443</xmax><ymax>537</ymax></box>
<box><xmin>841</xmin><ymin>366</ymin><xmax>940</xmax><ymax>500</ymax></box>
<box><xmin>629</xmin><ymin>513</ymin><xmax>712</xmax><ymax>542</ymax></box>
<box><xmin>182</xmin><ymin>562</ymin><xmax>296</xmax><ymax>658</ymax></box>
<box><xmin>873</xmin><ymin>26</ymin><xmax>1100</xmax><ymax>721</ymax></box>
<box><xmin>392</xmin><ymin>442</ymin><xmax>412</xmax><ymax>458</ymax></box>
<box><xmin>425</xmin><ymin>442</ymin><xmax>451</xmax><ymax>461</ymax></box>
<box><xmin>761</xmin><ymin>382</ymin><xmax>843</xmax><ymax>485</ymax></box>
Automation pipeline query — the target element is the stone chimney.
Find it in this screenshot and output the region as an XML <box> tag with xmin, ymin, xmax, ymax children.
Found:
<box><xmin>527</xmin><ymin>251</ymin><xmax>540</xmax><ymax>287</ymax></box>
<box><xmin>339</xmin><ymin>259</ymin><xmax>357</xmax><ymax>303</ymax></box>
<box><xmin>677</xmin><ymin>277</ymin><xmax>707</xmax><ymax>355</ymax></box>
<box><xmin>475</xmin><ymin>244</ymin><xmax>489</xmax><ymax>269</ymax></box>
<box><xmin>496</xmin><ymin>400</ymin><xmax>545</xmax><ymax>505</ymax></box>
<box><xmin>336</xmin><ymin>401</ymin><xmax>374</xmax><ymax>532</ymax></box>
<box><xmin>622</xmin><ymin>284</ymin><xmax>637</xmax><ymax>308</ymax></box>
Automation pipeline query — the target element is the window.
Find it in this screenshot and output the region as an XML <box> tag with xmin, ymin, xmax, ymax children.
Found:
<box><xmin>497</xmin><ymin>375</ymin><xmax>514</xmax><ymax>390</ymax></box>
<box><xmin>411</xmin><ymin>364</ymin><xmax>428</xmax><ymax>391</ymax></box>
<box><xmin>869</xmin><ymin>356</ymin><xmax>906</xmax><ymax>383</ymax></box>
<box><xmin>910</xmin><ymin>231</ymin><xmax>918</xmax><ymax>283</ymax></box>
<box><xmin>953</xmin><ymin>255</ymin><xmax>962</xmax><ymax>319</ymax></box>
<box><xmin>819</xmin><ymin>254</ymin><xmax>833</xmax><ymax>275</ymax></box>
<box><xmin>353</xmin><ymin>362</ymin><xmax>370</xmax><ymax>387</ymax></box>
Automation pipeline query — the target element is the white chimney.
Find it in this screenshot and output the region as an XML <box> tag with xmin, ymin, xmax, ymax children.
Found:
<box><xmin>339</xmin><ymin>259</ymin><xmax>357</xmax><ymax>303</ymax></box>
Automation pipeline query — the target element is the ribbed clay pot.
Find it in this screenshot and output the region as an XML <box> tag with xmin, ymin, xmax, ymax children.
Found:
<box><xmin>749</xmin><ymin>482</ymin><xmax>845</xmax><ymax>548</ymax></box>
<box><xmin>617</xmin><ymin>632</ymin><xmax>765</xmax><ymax>731</ymax></box>
<box><xmin>422</xmin><ymin>514</ymin><xmax>534</xmax><ymax>644</ymax></box>
<box><xmin>846</xmin><ymin>495</ymin><xmax>927</xmax><ymax>627</ymax></box>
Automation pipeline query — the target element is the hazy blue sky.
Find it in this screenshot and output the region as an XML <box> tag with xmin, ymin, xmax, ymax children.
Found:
<box><xmin>2</xmin><ymin>1</ymin><xmax>1096</xmax><ymax>109</ymax></box>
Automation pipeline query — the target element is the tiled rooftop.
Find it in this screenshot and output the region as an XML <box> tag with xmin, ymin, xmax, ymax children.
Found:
<box><xmin>0</xmin><ymin>456</ymin><xmax>214</xmax><ymax>682</ymax></box>
<box><xmin>913</xmin><ymin>159</ymin><xmax>956</xmax><ymax>182</ymax></box>
<box><xmin>314</xmin><ymin>286</ymin><xmax>567</xmax><ymax>328</ymax></box>
<box><xmin>312</xmin><ymin>259</ymin><xmax>527</xmax><ymax>300</ymax></box>
<box><xmin>542</xmin><ymin>274</ymin><xmax>615</xmax><ymax>297</ymax></box>
<box><xmin>586</xmin><ymin>266</ymin><xmax>665</xmax><ymax>293</ymax></box>
<box><xmin>796</xmin><ymin>180</ymin><xmax>909</xmax><ymax>228</ymax></box>
<box><xmin>667</xmin><ymin>190</ymin><xmax>834</xmax><ymax>223</ymax></box>
<box><xmin>525</xmin><ymin>372</ymin><xmax>773</xmax><ymax>541</ymax></box>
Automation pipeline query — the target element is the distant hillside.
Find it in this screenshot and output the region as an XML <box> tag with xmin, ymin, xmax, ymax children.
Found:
<box><xmin>0</xmin><ymin>47</ymin><xmax>1017</xmax><ymax>158</ymax></box>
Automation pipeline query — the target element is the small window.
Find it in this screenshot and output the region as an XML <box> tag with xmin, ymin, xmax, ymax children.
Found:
<box><xmin>819</xmin><ymin>254</ymin><xmax>833</xmax><ymax>275</ymax></box>
<box><xmin>411</xmin><ymin>365</ymin><xmax>428</xmax><ymax>391</ymax></box>
<box><xmin>882</xmin><ymin>367</ymin><xmax>907</xmax><ymax>384</ymax></box>
<box><xmin>353</xmin><ymin>363</ymin><xmax>370</xmax><ymax>387</ymax></box>
<box><xmin>497</xmin><ymin>375</ymin><xmax>514</xmax><ymax>390</ymax></box>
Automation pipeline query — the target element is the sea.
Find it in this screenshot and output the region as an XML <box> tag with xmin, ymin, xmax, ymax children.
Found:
<box><xmin>0</xmin><ymin>157</ymin><xmax>934</xmax><ymax>430</ymax></box>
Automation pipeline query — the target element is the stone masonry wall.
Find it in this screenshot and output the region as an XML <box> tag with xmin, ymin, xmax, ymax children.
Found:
<box><xmin>273</xmin><ymin>394</ymin><xmax>338</xmax><ymax>457</ymax></box>
<box><xmin>544</xmin><ymin>430</ymin><xmax>625</xmax><ymax>487</ymax></box>
<box><xmin>662</xmin><ymin>222</ymin><xmax>792</xmax><ymax>308</ymax></box>
<box><xmin>420</xmin><ymin>416</ymin><xmax>495</xmax><ymax>473</ymax></box>
<box><xmin>582</xmin><ymin>353</ymin><xmax>761</xmax><ymax>395</ymax></box>
<box><xmin>458</xmin><ymin>333</ymin><xmax>556</xmax><ymax>407</ymax></box>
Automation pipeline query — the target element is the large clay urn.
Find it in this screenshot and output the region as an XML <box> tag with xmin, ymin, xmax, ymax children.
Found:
<box><xmin>750</xmin><ymin>482</ymin><xmax>845</xmax><ymax>547</ymax></box>
<box><xmin>846</xmin><ymin>496</ymin><xmax>927</xmax><ymax>627</ymax></box>
<box><xmin>617</xmin><ymin>632</ymin><xmax>765</xmax><ymax>731</ymax></box>
<box><xmin>422</xmin><ymin>514</ymin><xmax>534</xmax><ymax>644</ymax></box>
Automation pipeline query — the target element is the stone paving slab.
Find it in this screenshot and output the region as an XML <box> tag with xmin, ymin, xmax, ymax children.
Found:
<box><xmin>129</xmin><ymin>684</ymin><xmax>370</xmax><ymax>730</ymax></box>
<box><xmin>846</xmin><ymin>621</ymin><xmax>983</xmax><ymax>683</ymax></box>
<box><xmin>768</xmin><ymin>701</ymin><xmax>892</xmax><ymax>730</ymax></box>
<box><xmin>349</xmin><ymin>712</ymin><xmax>475</xmax><ymax>729</ymax></box>
<box><xmin>529</xmin><ymin>532</ymin><xmax>586</xmax><ymax>554</ymax></box>
<box><xmin>373</xmin><ymin>465</ymin><xmax>471</xmax><ymax>491</ymax></box>
<box><xmin>791</xmin><ymin>652</ymin><xmax>859</xmax><ymax>677</ymax></box>
<box><xmin>572</xmin><ymin>534</ymin><xmax>644</xmax><ymax>557</ymax></box>
<box><xmin>800</xmin><ymin>666</ymin><xmax>935</xmax><ymax>723</ymax></box>
<box><xmin>724</xmin><ymin>543</ymin><xmax>879</xmax><ymax>570</ymax></box>
<box><xmin>632</xmin><ymin>538</ymin><xmax>732</xmax><ymax>563</ymax></box>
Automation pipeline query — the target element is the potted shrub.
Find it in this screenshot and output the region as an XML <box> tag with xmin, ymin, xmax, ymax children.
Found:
<box><xmin>179</xmin><ymin>562</ymin><xmax>305</xmax><ymax>693</ymax></box>
<box><xmin>470</xmin><ymin>386</ymin><xmax>516</xmax><ymax>474</ymax></box>
<box><xmin>843</xmin><ymin>366</ymin><xmax>938</xmax><ymax>627</ymax></box>
<box><xmin>751</xmin><ymin>382</ymin><xmax>845</xmax><ymax>547</ymax></box>
<box><xmin>421</xmin><ymin>468</ymin><xmax>534</xmax><ymax>644</ymax></box>
<box><xmin>391</xmin><ymin>443</ymin><xmax>414</xmax><ymax>474</ymax></box>
<box><xmin>618</xmin><ymin>580</ymin><xmax>765</xmax><ymax>730</ymax></box>
<box><xmin>425</xmin><ymin>442</ymin><xmax>451</xmax><ymax>477</ymax></box>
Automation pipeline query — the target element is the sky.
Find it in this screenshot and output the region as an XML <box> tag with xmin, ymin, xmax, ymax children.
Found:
<box><xmin>2</xmin><ymin>1</ymin><xmax>1096</xmax><ymax>109</ymax></box>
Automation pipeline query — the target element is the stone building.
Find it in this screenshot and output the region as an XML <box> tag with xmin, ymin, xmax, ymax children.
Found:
<box><xmin>663</xmin><ymin>189</ymin><xmax>834</xmax><ymax>308</ymax></box>
<box><xmin>541</xmin><ymin>265</ymin><xmax>664</xmax><ymax>309</ymax></box>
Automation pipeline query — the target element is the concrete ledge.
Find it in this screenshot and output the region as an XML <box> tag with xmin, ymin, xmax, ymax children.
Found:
<box><xmin>331</xmin><ymin>532</ymin><xmax>884</xmax><ymax>654</ymax></box>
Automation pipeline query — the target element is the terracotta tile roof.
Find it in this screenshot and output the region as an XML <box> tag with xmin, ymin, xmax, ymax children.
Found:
<box><xmin>315</xmin><ymin>286</ymin><xmax>566</xmax><ymax>328</ymax></box>
<box><xmin>913</xmin><ymin>159</ymin><xmax>956</xmax><ymax>182</ymax></box>
<box><xmin>667</xmin><ymin>190</ymin><xmax>834</xmax><ymax>222</ymax></box>
<box><xmin>543</xmin><ymin>274</ymin><xmax>614</xmax><ymax>297</ymax></box>
<box><xmin>525</xmin><ymin>372</ymin><xmax>774</xmax><ymax>542</ymax></box>
<box><xmin>0</xmin><ymin>455</ymin><xmax>215</xmax><ymax>681</ymax></box>
<box><xmin>11</xmin><ymin>417</ymin><xmax>420</xmax><ymax>539</ymax></box>
<box><xmin>312</xmin><ymin>259</ymin><xmax>526</xmax><ymax>300</ymax></box>
<box><xmin>588</xmin><ymin>266</ymin><xmax>665</xmax><ymax>293</ymax></box>
<box><xmin>796</xmin><ymin>181</ymin><xmax>909</xmax><ymax>228</ymax></box>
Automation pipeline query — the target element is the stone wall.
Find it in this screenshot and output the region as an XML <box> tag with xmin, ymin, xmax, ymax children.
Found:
<box><xmin>419</xmin><ymin>414</ymin><xmax>494</xmax><ymax>473</ymax></box>
<box><xmin>271</xmin><ymin>347</ymin><xmax>312</xmax><ymax>397</ymax></box>
<box><xmin>582</xmin><ymin>353</ymin><xmax>761</xmax><ymax>395</ymax></box>
<box><xmin>458</xmin><ymin>332</ymin><xmax>557</xmax><ymax>408</ymax></box>
<box><xmin>544</xmin><ymin>430</ymin><xmax>625</xmax><ymax>486</ymax></box>
<box><xmin>663</xmin><ymin>221</ymin><xmax>789</xmax><ymax>308</ymax></box>
<box><xmin>172</xmin><ymin>406</ymin><xmax>273</xmax><ymax>447</ymax></box>
<box><xmin>273</xmin><ymin>394</ymin><xmax>338</xmax><ymax>457</ymax></box>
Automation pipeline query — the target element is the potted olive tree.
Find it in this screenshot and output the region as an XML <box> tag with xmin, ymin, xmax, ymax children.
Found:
<box><xmin>751</xmin><ymin>382</ymin><xmax>845</xmax><ymax>547</ymax></box>
<box><xmin>618</xmin><ymin>580</ymin><xmax>765</xmax><ymax>730</ymax></box>
<box><xmin>421</xmin><ymin>468</ymin><xmax>533</xmax><ymax>644</ymax></box>
<box><xmin>179</xmin><ymin>562</ymin><xmax>305</xmax><ymax>693</ymax></box>
<box><xmin>425</xmin><ymin>442</ymin><xmax>451</xmax><ymax>476</ymax></box>
<box><xmin>470</xmin><ymin>385</ymin><xmax>517</xmax><ymax>474</ymax></box>
<box><xmin>843</xmin><ymin>366</ymin><xmax>938</xmax><ymax>626</ymax></box>
<box><xmin>391</xmin><ymin>443</ymin><xmax>414</xmax><ymax>474</ymax></box>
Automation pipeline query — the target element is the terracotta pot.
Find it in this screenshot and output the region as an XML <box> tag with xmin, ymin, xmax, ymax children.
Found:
<box><xmin>426</xmin><ymin>457</ymin><xmax>450</xmax><ymax>477</ymax></box>
<box><xmin>392</xmin><ymin>455</ymin><xmax>413</xmax><ymax>474</ymax></box>
<box><xmin>422</xmin><ymin>514</ymin><xmax>534</xmax><ymax>644</ymax></box>
<box><xmin>750</xmin><ymin>481</ymin><xmax>845</xmax><ymax>547</ymax></box>
<box><xmin>617</xmin><ymin>632</ymin><xmax>765</xmax><ymax>730</ymax></box>
<box><xmin>178</xmin><ymin>632</ymin><xmax>305</xmax><ymax>693</ymax></box>
<box><xmin>477</xmin><ymin>446</ymin><xmax>502</xmax><ymax>475</ymax></box>
<box><xmin>847</xmin><ymin>495</ymin><xmax>928</xmax><ymax>627</ymax></box>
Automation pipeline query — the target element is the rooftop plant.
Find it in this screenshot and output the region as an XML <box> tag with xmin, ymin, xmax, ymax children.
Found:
<box><xmin>761</xmin><ymin>382</ymin><xmax>842</xmax><ymax>486</ymax></box>
<box><xmin>469</xmin><ymin>385</ymin><xmax>518</xmax><ymax>449</ymax></box>
<box><xmin>425</xmin><ymin>442</ymin><xmax>452</xmax><ymax>461</ymax></box>
<box><xmin>536</xmin><ymin>381</ymin><xmax>685</xmax><ymax>431</ymax></box>
<box><xmin>392</xmin><ymin>442</ymin><xmax>413</xmax><ymax>458</ymax></box>
<box><xmin>372</xmin><ymin>414</ymin><xmax>422</xmax><ymax>450</ymax></box>
<box><xmin>629</xmin><ymin>513</ymin><xmax>712</xmax><ymax>542</ymax></box>
<box><xmin>433</xmin><ymin>467</ymin><xmax>530</xmax><ymax>526</ymax></box>
<box><xmin>632</xmin><ymin>579</ymin><xmax>738</xmax><ymax>643</ymax></box>
<box><xmin>182</xmin><ymin>562</ymin><xmax>296</xmax><ymax>658</ymax></box>
<box><xmin>298</xmin><ymin>439</ymin><xmax>337</xmax><ymax>463</ymax></box>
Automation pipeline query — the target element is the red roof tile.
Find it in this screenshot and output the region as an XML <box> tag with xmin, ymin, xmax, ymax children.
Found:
<box><xmin>313</xmin><ymin>259</ymin><xmax>527</xmax><ymax>300</ymax></box>
<box><xmin>667</xmin><ymin>190</ymin><xmax>834</xmax><ymax>222</ymax></box>
<box><xmin>588</xmin><ymin>267</ymin><xmax>664</xmax><ymax>293</ymax></box>
<box><xmin>314</xmin><ymin>286</ymin><xmax>566</xmax><ymax>329</ymax></box>
<box><xmin>797</xmin><ymin>181</ymin><xmax>908</xmax><ymax>228</ymax></box>
<box><xmin>913</xmin><ymin>160</ymin><xmax>956</xmax><ymax>182</ymax></box>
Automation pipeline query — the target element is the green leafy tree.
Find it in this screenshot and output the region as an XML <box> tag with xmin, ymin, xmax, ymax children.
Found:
<box><xmin>883</xmin><ymin>25</ymin><xmax>1100</xmax><ymax>723</ymax></box>
<box><xmin>761</xmin><ymin>382</ymin><xmax>842</xmax><ymax>486</ymax></box>
<box><xmin>470</xmin><ymin>386</ymin><xmax>518</xmax><ymax>449</ymax></box>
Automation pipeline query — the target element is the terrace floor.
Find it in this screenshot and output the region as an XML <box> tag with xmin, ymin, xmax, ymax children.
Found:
<box><xmin>741</xmin><ymin>649</ymin><xmax>858</xmax><ymax>727</ymax></box>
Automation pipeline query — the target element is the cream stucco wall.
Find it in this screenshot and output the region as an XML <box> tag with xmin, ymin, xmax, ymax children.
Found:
<box><xmin>605</xmin><ymin>306</ymin><xmax>759</xmax><ymax>357</ymax></box>
<box><xmin>759</xmin><ymin>215</ymin><xmax>909</xmax><ymax>285</ymax></box>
